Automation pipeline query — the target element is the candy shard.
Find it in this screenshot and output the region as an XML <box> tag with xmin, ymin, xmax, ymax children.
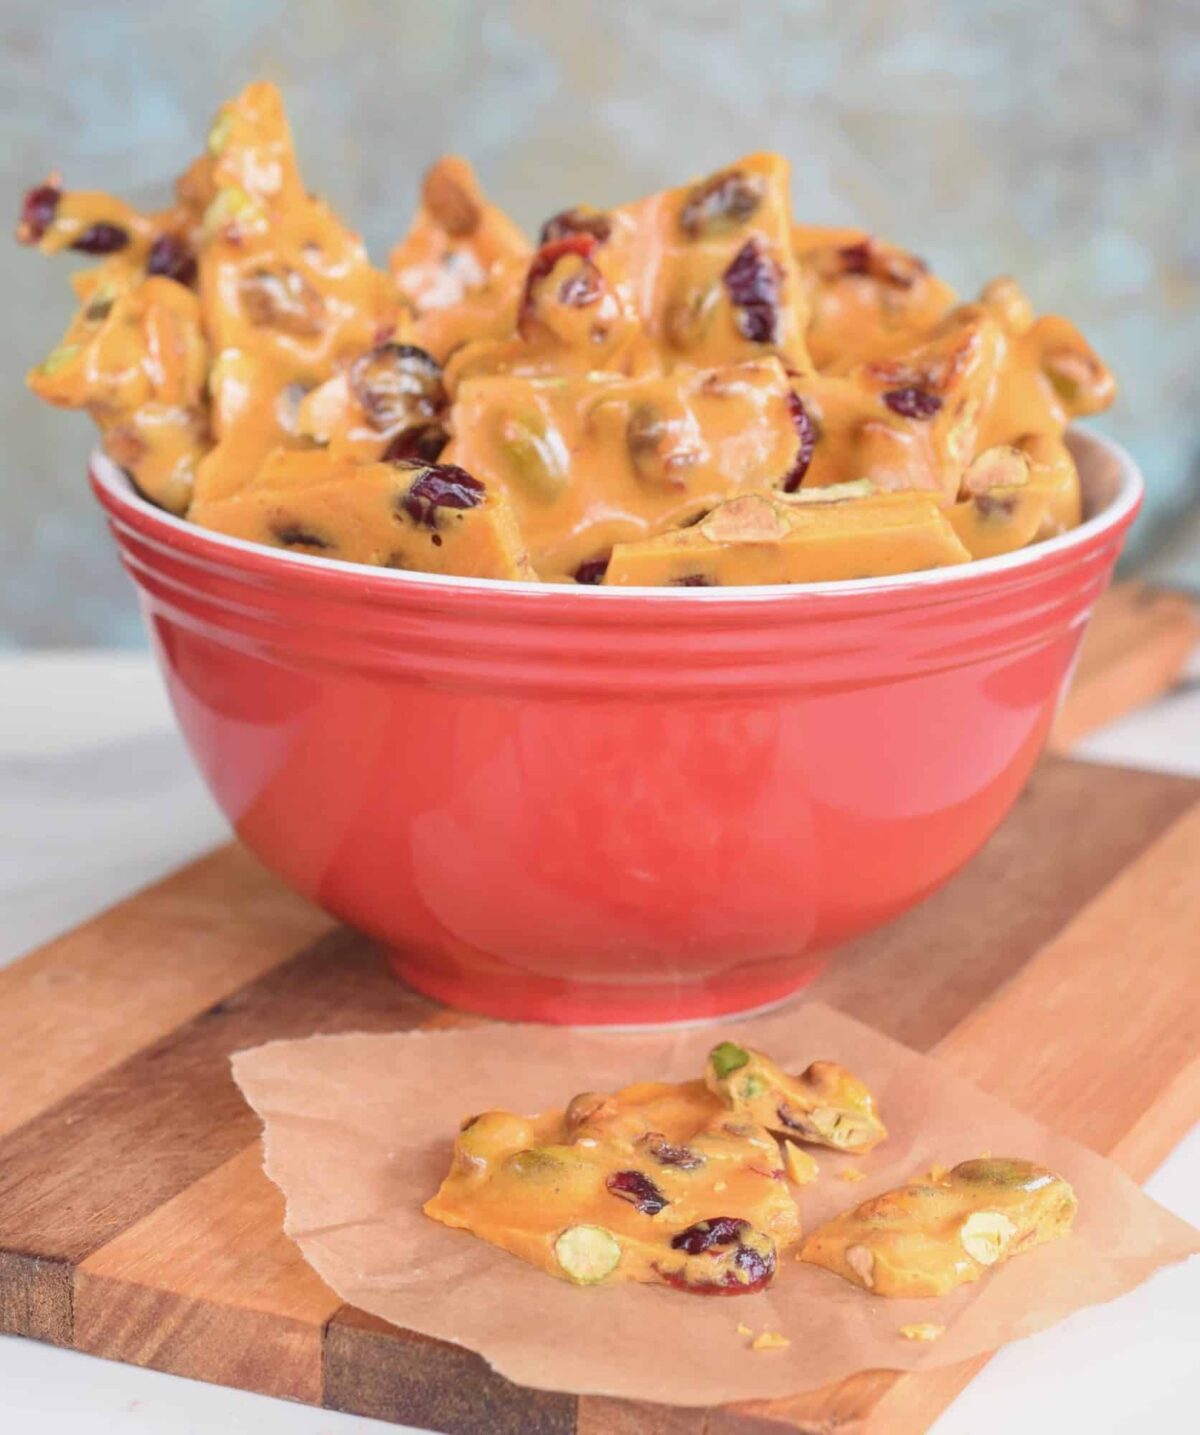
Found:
<box><xmin>801</xmin><ymin>1157</ymin><xmax>1076</xmax><ymax>1297</ymax></box>
<box><xmin>427</xmin><ymin>1074</ymin><xmax>802</xmax><ymax>1294</ymax></box>
<box><xmin>706</xmin><ymin>1045</ymin><xmax>887</xmax><ymax>1154</ymax></box>
<box><xmin>899</xmin><ymin>1322</ymin><xmax>945</xmax><ymax>1342</ymax></box>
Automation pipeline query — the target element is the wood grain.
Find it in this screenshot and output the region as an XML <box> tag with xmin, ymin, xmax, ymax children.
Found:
<box><xmin>0</xmin><ymin>757</ymin><xmax>1197</xmax><ymax>1434</ymax></box>
<box><xmin>0</xmin><ymin>844</ymin><xmax>333</xmax><ymax>1139</ymax></box>
<box><xmin>0</xmin><ymin>929</ymin><xmax>431</xmax><ymax>1341</ymax></box>
<box><xmin>75</xmin><ymin>1147</ymin><xmax>341</xmax><ymax>1402</ymax></box>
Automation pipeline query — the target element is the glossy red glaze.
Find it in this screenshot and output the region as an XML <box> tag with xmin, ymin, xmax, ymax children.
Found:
<box><xmin>91</xmin><ymin>432</ymin><xmax>1141</xmax><ymax>1024</ymax></box>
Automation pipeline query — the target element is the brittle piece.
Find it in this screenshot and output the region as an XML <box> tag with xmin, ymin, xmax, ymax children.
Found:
<box><xmin>614</xmin><ymin>153</ymin><xmax>814</xmax><ymax>373</ymax></box>
<box><xmin>603</xmin><ymin>490</ymin><xmax>969</xmax><ymax>586</ymax></box>
<box><xmin>191</xmin><ymin>452</ymin><xmax>535</xmax><ymax>578</ymax></box>
<box><xmin>190</xmin><ymin>83</ymin><xmax>403</xmax><ymax>510</ymax></box>
<box><xmin>947</xmin><ymin>436</ymin><xmax>1086</xmax><ymax>559</ymax></box>
<box><xmin>444</xmin><ymin>358</ymin><xmax>801</xmax><ymax>579</ymax></box>
<box><xmin>443</xmin><ymin>230</ymin><xmax>648</xmax><ymax>387</ymax></box>
<box><xmin>705</xmin><ymin>1042</ymin><xmax>887</xmax><ymax>1154</ymax></box>
<box><xmin>450</xmin><ymin>154</ymin><xmax>815</xmax><ymax>386</ymax></box>
<box><xmin>28</xmin><ymin>267</ymin><xmax>209</xmax><ymax>513</ymax></box>
<box><xmin>295</xmin><ymin>341</ymin><xmax>449</xmax><ymax>464</ymax></box>
<box><xmin>426</xmin><ymin>1076</ymin><xmax>802</xmax><ymax>1294</ymax></box>
<box><xmin>824</xmin><ymin>303</ymin><xmax>1003</xmax><ymax>501</ymax></box>
<box><xmin>800</xmin><ymin>1157</ymin><xmax>1077</xmax><ymax>1297</ymax></box>
<box><xmin>793</xmin><ymin>227</ymin><xmax>956</xmax><ymax>369</ymax></box>
<box><xmin>390</xmin><ymin>156</ymin><xmax>529</xmax><ymax>358</ymax></box>
<box><xmin>976</xmin><ymin>276</ymin><xmax>1116</xmax><ymax>438</ymax></box>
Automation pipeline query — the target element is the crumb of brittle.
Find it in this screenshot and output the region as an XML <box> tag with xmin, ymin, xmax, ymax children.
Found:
<box><xmin>900</xmin><ymin>1323</ymin><xmax>945</xmax><ymax>1342</ymax></box>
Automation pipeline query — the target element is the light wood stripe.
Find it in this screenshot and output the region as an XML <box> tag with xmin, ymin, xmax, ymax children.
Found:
<box><xmin>75</xmin><ymin>1147</ymin><xmax>340</xmax><ymax>1403</ymax></box>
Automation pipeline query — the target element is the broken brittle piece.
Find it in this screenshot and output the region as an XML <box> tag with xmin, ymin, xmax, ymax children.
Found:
<box><xmin>705</xmin><ymin>1042</ymin><xmax>888</xmax><ymax>1154</ymax></box>
<box><xmin>426</xmin><ymin>1075</ymin><xmax>802</xmax><ymax>1294</ymax></box>
<box><xmin>800</xmin><ymin>1157</ymin><xmax>1077</xmax><ymax>1297</ymax></box>
<box><xmin>28</xmin><ymin>265</ymin><xmax>210</xmax><ymax>514</ymax></box>
<box><xmin>443</xmin><ymin>358</ymin><xmax>801</xmax><ymax>579</ymax></box>
<box><xmin>794</xmin><ymin>226</ymin><xmax>956</xmax><ymax>369</ymax></box>
<box><xmin>189</xmin><ymin>83</ymin><xmax>403</xmax><ymax>512</ymax></box>
<box><xmin>191</xmin><ymin>452</ymin><xmax>535</xmax><ymax>578</ymax></box>
<box><xmin>602</xmin><ymin>490</ymin><xmax>969</xmax><ymax>586</ymax></box>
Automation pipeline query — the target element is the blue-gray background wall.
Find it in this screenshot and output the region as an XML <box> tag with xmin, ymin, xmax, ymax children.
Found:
<box><xmin>3</xmin><ymin>0</ymin><xmax>1197</xmax><ymax>645</ymax></box>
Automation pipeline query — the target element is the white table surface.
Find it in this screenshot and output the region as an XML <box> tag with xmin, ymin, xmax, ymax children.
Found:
<box><xmin>1</xmin><ymin>649</ymin><xmax>1196</xmax><ymax>1435</ymax></box>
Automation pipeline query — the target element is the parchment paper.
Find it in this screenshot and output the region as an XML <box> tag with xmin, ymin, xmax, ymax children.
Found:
<box><xmin>232</xmin><ymin>1002</ymin><xmax>1198</xmax><ymax>1407</ymax></box>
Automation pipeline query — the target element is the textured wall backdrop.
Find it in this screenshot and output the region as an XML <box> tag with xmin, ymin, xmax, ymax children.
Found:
<box><xmin>3</xmin><ymin>0</ymin><xmax>1197</xmax><ymax>645</ymax></box>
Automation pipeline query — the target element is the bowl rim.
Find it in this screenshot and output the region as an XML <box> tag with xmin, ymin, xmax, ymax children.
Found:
<box><xmin>90</xmin><ymin>426</ymin><xmax>1142</xmax><ymax>603</ymax></box>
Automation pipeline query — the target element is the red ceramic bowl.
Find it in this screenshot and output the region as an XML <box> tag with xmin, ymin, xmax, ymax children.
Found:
<box><xmin>92</xmin><ymin>430</ymin><xmax>1140</xmax><ymax>1025</ymax></box>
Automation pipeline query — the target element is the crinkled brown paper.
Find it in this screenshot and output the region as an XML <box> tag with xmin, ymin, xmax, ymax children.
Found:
<box><xmin>231</xmin><ymin>1002</ymin><xmax>1197</xmax><ymax>1407</ymax></box>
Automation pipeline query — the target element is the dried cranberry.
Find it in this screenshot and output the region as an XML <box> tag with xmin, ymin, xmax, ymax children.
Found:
<box><xmin>660</xmin><ymin>1219</ymin><xmax>777</xmax><ymax>1295</ymax></box>
<box><xmin>975</xmin><ymin>493</ymin><xmax>1017</xmax><ymax>518</ymax></box>
<box><xmin>573</xmin><ymin>555</ymin><xmax>610</xmax><ymax>585</ymax></box>
<box><xmin>731</xmin><ymin>1242</ymin><xmax>773</xmax><ymax>1287</ymax></box>
<box><xmin>351</xmin><ymin>343</ymin><xmax>445</xmax><ymax>432</ymax></box>
<box><xmin>835</xmin><ymin>239</ymin><xmax>926</xmax><ymax>289</ymax></box>
<box><xmin>240</xmin><ymin>266</ymin><xmax>325</xmax><ymax>336</ymax></box>
<box><xmin>382</xmin><ymin>422</ymin><xmax>449</xmax><ymax>465</ymax></box>
<box><xmin>669</xmin><ymin>574</ymin><xmax>716</xmax><ymax>587</ymax></box>
<box><xmin>838</xmin><ymin>240</ymin><xmax>872</xmax><ymax>275</ymax></box>
<box><xmin>640</xmin><ymin>1134</ymin><xmax>705</xmax><ymax>1169</ymax></box>
<box><xmin>671</xmin><ymin>1217</ymin><xmax>749</xmax><ymax>1255</ymax></box>
<box><xmin>557</xmin><ymin>264</ymin><xmax>602</xmax><ymax>309</ymax></box>
<box><xmin>519</xmin><ymin>234</ymin><xmax>599</xmax><ymax>338</ymax></box>
<box><xmin>272</xmin><ymin>523</ymin><xmax>332</xmax><ymax>550</ymax></box>
<box><xmin>776</xmin><ymin>1103</ymin><xmax>804</xmax><ymax>1131</ymax></box>
<box><xmin>146</xmin><ymin>233</ymin><xmax>197</xmax><ymax>286</ymax></box>
<box><xmin>18</xmin><ymin>182</ymin><xmax>61</xmax><ymax>243</ymax></box>
<box><xmin>539</xmin><ymin>207</ymin><xmax>612</xmax><ymax>246</ymax></box>
<box><xmin>781</xmin><ymin>391</ymin><xmax>816</xmax><ymax>492</ymax></box>
<box><xmin>883</xmin><ymin>386</ymin><xmax>942</xmax><ymax>420</ymax></box>
<box><xmin>70</xmin><ymin>223</ymin><xmax>130</xmax><ymax>255</ymax></box>
<box><xmin>723</xmin><ymin>239</ymin><xmax>781</xmax><ymax>345</ymax></box>
<box><xmin>400</xmin><ymin>462</ymin><xmax>486</xmax><ymax>528</ymax></box>
<box><xmin>606</xmin><ymin>1170</ymin><xmax>668</xmax><ymax>1215</ymax></box>
<box><xmin>678</xmin><ymin>168</ymin><xmax>765</xmax><ymax>239</ymax></box>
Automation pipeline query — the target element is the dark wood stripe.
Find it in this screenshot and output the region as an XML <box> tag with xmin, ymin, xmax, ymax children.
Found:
<box><xmin>810</xmin><ymin>756</ymin><xmax>1199</xmax><ymax>1050</ymax></box>
<box><xmin>0</xmin><ymin>928</ymin><xmax>432</xmax><ymax>1340</ymax></box>
<box><xmin>323</xmin><ymin>1307</ymin><xmax>579</xmax><ymax>1435</ymax></box>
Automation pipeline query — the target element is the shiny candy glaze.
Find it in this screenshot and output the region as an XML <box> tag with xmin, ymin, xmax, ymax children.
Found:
<box><xmin>425</xmin><ymin>1077</ymin><xmax>802</xmax><ymax>1292</ymax></box>
<box><xmin>800</xmin><ymin>1157</ymin><xmax>1077</xmax><ymax>1297</ymax></box>
<box><xmin>21</xmin><ymin>84</ymin><xmax>1115</xmax><ymax>584</ymax></box>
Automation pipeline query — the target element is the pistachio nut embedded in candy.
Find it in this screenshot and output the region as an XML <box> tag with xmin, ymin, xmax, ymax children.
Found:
<box><xmin>554</xmin><ymin>1225</ymin><xmax>623</xmax><ymax>1284</ymax></box>
<box><xmin>705</xmin><ymin>1042</ymin><xmax>888</xmax><ymax>1153</ymax></box>
<box><xmin>800</xmin><ymin>1156</ymin><xmax>1077</xmax><ymax>1297</ymax></box>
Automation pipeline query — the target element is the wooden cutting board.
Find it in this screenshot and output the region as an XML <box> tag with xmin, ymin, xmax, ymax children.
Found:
<box><xmin>1</xmin><ymin>754</ymin><xmax>1198</xmax><ymax>1435</ymax></box>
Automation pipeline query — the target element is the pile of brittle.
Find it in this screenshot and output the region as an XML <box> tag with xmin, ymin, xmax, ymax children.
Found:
<box><xmin>19</xmin><ymin>82</ymin><xmax>1115</xmax><ymax>586</ymax></box>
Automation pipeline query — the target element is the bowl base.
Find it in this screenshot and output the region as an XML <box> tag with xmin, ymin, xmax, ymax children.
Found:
<box><xmin>385</xmin><ymin>948</ymin><xmax>828</xmax><ymax>1027</ymax></box>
